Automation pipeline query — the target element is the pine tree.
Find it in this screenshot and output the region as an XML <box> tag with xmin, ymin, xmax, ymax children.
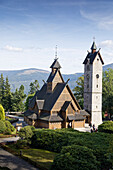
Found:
<box><xmin>3</xmin><ymin>77</ymin><xmax>12</xmax><ymax>111</ymax></box>
<box><xmin>29</xmin><ymin>80</ymin><xmax>39</xmax><ymax>94</ymax></box>
<box><xmin>12</xmin><ymin>85</ymin><xmax>26</xmax><ymax>112</ymax></box>
<box><xmin>0</xmin><ymin>74</ymin><xmax>5</xmax><ymax>105</ymax></box>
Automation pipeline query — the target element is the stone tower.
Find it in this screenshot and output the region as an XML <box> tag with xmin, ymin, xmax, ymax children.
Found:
<box><xmin>83</xmin><ymin>41</ymin><xmax>104</xmax><ymax>127</ymax></box>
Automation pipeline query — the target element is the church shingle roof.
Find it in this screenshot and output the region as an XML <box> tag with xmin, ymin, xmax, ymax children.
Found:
<box><xmin>39</xmin><ymin>113</ymin><xmax>63</xmax><ymax>122</ymax></box>
<box><xmin>50</xmin><ymin>59</ymin><xmax>61</xmax><ymax>69</ymax></box>
<box><xmin>29</xmin><ymin>82</ymin><xmax>67</xmax><ymax>111</ymax></box>
<box><xmin>83</xmin><ymin>51</ymin><xmax>104</xmax><ymax>65</ymax></box>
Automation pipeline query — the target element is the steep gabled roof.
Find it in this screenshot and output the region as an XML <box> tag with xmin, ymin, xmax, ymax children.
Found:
<box><xmin>47</xmin><ymin>69</ymin><xmax>58</xmax><ymax>82</ymax></box>
<box><xmin>29</xmin><ymin>81</ymin><xmax>81</xmax><ymax>112</ymax></box>
<box><xmin>83</xmin><ymin>51</ymin><xmax>104</xmax><ymax>65</ymax></box>
<box><xmin>39</xmin><ymin>113</ymin><xmax>63</xmax><ymax>122</ymax></box>
<box><xmin>61</xmin><ymin>101</ymin><xmax>71</xmax><ymax>111</ymax></box>
<box><xmin>50</xmin><ymin>58</ymin><xmax>61</xmax><ymax>69</ymax></box>
<box><xmin>91</xmin><ymin>41</ymin><xmax>97</xmax><ymax>50</ymax></box>
<box><xmin>47</xmin><ymin>69</ymin><xmax>64</xmax><ymax>83</ymax></box>
<box><xmin>67</xmin><ymin>114</ymin><xmax>85</xmax><ymax>121</ymax></box>
<box><xmin>66</xmin><ymin>84</ymin><xmax>81</xmax><ymax>110</ymax></box>
<box><xmin>44</xmin><ymin>83</ymin><xmax>66</xmax><ymax>110</ymax></box>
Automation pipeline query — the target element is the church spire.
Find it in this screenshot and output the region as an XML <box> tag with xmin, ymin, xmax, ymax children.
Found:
<box><xmin>91</xmin><ymin>38</ymin><xmax>97</xmax><ymax>53</ymax></box>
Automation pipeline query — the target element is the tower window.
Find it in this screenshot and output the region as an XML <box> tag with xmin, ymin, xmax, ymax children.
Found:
<box><xmin>96</xmin><ymin>106</ymin><xmax>98</xmax><ymax>108</ymax></box>
<box><xmin>97</xmin><ymin>58</ymin><xmax>99</xmax><ymax>61</ymax></box>
<box><xmin>96</xmin><ymin>74</ymin><xmax>99</xmax><ymax>78</ymax></box>
<box><xmin>96</xmin><ymin>85</ymin><xmax>98</xmax><ymax>88</ymax></box>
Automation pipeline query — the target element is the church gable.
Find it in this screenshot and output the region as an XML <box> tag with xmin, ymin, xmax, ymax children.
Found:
<box><xmin>51</xmin><ymin>85</ymin><xmax>80</xmax><ymax>112</ymax></box>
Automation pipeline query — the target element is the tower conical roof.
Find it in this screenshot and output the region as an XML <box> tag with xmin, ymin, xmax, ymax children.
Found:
<box><xmin>50</xmin><ymin>58</ymin><xmax>61</xmax><ymax>69</ymax></box>
<box><xmin>91</xmin><ymin>41</ymin><xmax>97</xmax><ymax>50</ymax></box>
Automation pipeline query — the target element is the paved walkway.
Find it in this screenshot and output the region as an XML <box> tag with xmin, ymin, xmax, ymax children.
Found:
<box><xmin>0</xmin><ymin>147</ymin><xmax>38</xmax><ymax>170</ymax></box>
<box><xmin>0</xmin><ymin>137</ymin><xmax>20</xmax><ymax>144</ymax></box>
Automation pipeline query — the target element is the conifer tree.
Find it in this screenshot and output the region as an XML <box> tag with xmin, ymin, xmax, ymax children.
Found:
<box><xmin>3</xmin><ymin>77</ymin><xmax>12</xmax><ymax>111</ymax></box>
<box><xmin>29</xmin><ymin>80</ymin><xmax>39</xmax><ymax>94</ymax></box>
<box><xmin>0</xmin><ymin>74</ymin><xmax>5</xmax><ymax>105</ymax></box>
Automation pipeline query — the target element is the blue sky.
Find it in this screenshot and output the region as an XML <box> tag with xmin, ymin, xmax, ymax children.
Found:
<box><xmin>0</xmin><ymin>0</ymin><xmax>113</xmax><ymax>73</ymax></box>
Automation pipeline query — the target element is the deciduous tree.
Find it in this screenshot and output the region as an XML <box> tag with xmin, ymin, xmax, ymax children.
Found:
<box><xmin>73</xmin><ymin>76</ymin><xmax>84</xmax><ymax>108</ymax></box>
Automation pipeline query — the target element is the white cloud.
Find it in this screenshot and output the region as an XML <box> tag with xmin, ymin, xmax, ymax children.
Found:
<box><xmin>80</xmin><ymin>9</ymin><xmax>113</xmax><ymax>30</ymax></box>
<box><xmin>99</xmin><ymin>40</ymin><xmax>113</xmax><ymax>47</ymax></box>
<box><xmin>3</xmin><ymin>45</ymin><xmax>23</xmax><ymax>52</ymax></box>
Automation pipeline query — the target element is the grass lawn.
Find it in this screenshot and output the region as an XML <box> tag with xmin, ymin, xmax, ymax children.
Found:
<box><xmin>5</xmin><ymin>144</ymin><xmax>57</xmax><ymax>170</ymax></box>
<box><xmin>22</xmin><ymin>149</ymin><xmax>57</xmax><ymax>169</ymax></box>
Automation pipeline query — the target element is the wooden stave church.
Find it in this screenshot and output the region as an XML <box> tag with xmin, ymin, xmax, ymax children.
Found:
<box><xmin>24</xmin><ymin>58</ymin><xmax>89</xmax><ymax>129</ymax></box>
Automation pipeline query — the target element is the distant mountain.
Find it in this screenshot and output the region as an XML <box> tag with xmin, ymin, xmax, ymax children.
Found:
<box><xmin>103</xmin><ymin>63</ymin><xmax>113</xmax><ymax>71</ymax></box>
<box><xmin>0</xmin><ymin>63</ymin><xmax>112</xmax><ymax>94</ymax></box>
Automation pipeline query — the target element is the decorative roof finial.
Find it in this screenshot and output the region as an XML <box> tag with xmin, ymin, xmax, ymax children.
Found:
<box><xmin>55</xmin><ymin>45</ymin><xmax>58</xmax><ymax>59</ymax></box>
<box><xmin>93</xmin><ymin>36</ymin><xmax>95</xmax><ymax>42</ymax></box>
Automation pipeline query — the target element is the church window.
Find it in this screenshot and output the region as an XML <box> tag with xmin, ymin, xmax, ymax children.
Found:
<box><xmin>97</xmin><ymin>58</ymin><xmax>99</xmax><ymax>61</ymax></box>
<box><xmin>96</xmin><ymin>106</ymin><xmax>98</xmax><ymax>108</ymax></box>
<box><xmin>96</xmin><ymin>85</ymin><xmax>98</xmax><ymax>88</ymax></box>
<box><xmin>87</xmin><ymin>84</ymin><xmax>89</xmax><ymax>88</ymax></box>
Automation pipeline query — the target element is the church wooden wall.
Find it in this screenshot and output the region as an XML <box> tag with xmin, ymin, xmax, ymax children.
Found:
<box><xmin>74</xmin><ymin>120</ymin><xmax>85</xmax><ymax>128</ymax></box>
<box><xmin>49</xmin><ymin>122</ymin><xmax>62</xmax><ymax>129</ymax></box>
<box><xmin>52</xmin><ymin>86</ymin><xmax>79</xmax><ymax>112</ymax></box>
<box><xmin>52</xmin><ymin>71</ymin><xmax>63</xmax><ymax>90</ymax></box>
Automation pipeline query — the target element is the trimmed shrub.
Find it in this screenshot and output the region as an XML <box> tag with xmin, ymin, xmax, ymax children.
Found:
<box><xmin>31</xmin><ymin>130</ymin><xmax>69</xmax><ymax>152</ymax></box>
<box><xmin>0</xmin><ymin>104</ymin><xmax>5</xmax><ymax>120</ymax></box>
<box><xmin>16</xmin><ymin>139</ymin><xmax>28</xmax><ymax>149</ymax></box>
<box><xmin>51</xmin><ymin>145</ymin><xmax>99</xmax><ymax>170</ymax></box>
<box><xmin>31</xmin><ymin>129</ymin><xmax>112</xmax><ymax>169</ymax></box>
<box><xmin>98</xmin><ymin>121</ymin><xmax>113</xmax><ymax>133</ymax></box>
<box><xmin>19</xmin><ymin>126</ymin><xmax>34</xmax><ymax>140</ymax></box>
<box><xmin>4</xmin><ymin>120</ymin><xmax>15</xmax><ymax>132</ymax></box>
<box><xmin>0</xmin><ymin>120</ymin><xmax>15</xmax><ymax>134</ymax></box>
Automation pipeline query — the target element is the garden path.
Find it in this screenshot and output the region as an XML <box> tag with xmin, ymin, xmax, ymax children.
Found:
<box><xmin>0</xmin><ymin>147</ymin><xmax>39</xmax><ymax>170</ymax></box>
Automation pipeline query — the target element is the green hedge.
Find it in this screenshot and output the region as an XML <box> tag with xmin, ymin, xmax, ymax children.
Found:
<box><xmin>31</xmin><ymin>129</ymin><xmax>113</xmax><ymax>169</ymax></box>
<box><xmin>98</xmin><ymin>121</ymin><xmax>113</xmax><ymax>133</ymax></box>
<box><xmin>31</xmin><ymin>129</ymin><xmax>69</xmax><ymax>152</ymax></box>
<box><xmin>51</xmin><ymin>145</ymin><xmax>99</xmax><ymax>170</ymax></box>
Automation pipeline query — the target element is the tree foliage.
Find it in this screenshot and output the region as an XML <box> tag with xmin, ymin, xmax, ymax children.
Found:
<box><xmin>102</xmin><ymin>69</ymin><xmax>113</xmax><ymax>117</ymax></box>
<box><xmin>25</xmin><ymin>93</ymin><xmax>34</xmax><ymax>110</ymax></box>
<box><xmin>0</xmin><ymin>74</ymin><xmax>26</xmax><ymax>112</ymax></box>
<box><xmin>73</xmin><ymin>69</ymin><xmax>113</xmax><ymax>117</ymax></box>
<box><xmin>29</xmin><ymin>80</ymin><xmax>39</xmax><ymax>94</ymax></box>
<box><xmin>73</xmin><ymin>76</ymin><xmax>84</xmax><ymax>108</ymax></box>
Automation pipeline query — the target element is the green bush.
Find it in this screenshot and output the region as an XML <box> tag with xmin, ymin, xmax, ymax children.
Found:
<box><xmin>0</xmin><ymin>104</ymin><xmax>5</xmax><ymax>120</ymax></box>
<box><xmin>4</xmin><ymin>120</ymin><xmax>15</xmax><ymax>132</ymax></box>
<box><xmin>0</xmin><ymin>120</ymin><xmax>15</xmax><ymax>134</ymax></box>
<box><xmin>0</xmin><ymin>120</ymin><xmax>6</xmax><ymax>133</ymax></box>
<box><xmin>31</xmin><ymin>129</ymin><xmax>112</xmax><ymax>169</ymax></box>
<box><xmin>16</xmin><ymin>139</ymin><xmax>28</xmax><ymax>149</ymax></box>
<box><xmin>19</xmin><ymin>126</ymin><xmax>34</xmax><ymax>140</ymax></box>
<box><xmin>51</xmin><ymin>145</ymin><xmax>99</xmax><ymax>170</ymax></box>
<box><xmin>31</xmin><ymin>130</ymin><xmax>69</xmax><ymax>152</ymax></box>
<box><xmin>98</xmin><ymin>121</ymin><xmax>113</xmax><ymax>133</ymax></box>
